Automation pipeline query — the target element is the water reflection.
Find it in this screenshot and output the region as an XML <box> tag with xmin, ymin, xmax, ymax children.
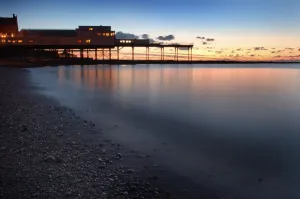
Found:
<box><xmin>56</xmin><ymin>65</ymin><xmax>300</xmax><ymax>114</ymax></box>
<box><xmin>33</xmin><ymin>64</ymin><xmax>300</xmax><ymax>199</ymax></box>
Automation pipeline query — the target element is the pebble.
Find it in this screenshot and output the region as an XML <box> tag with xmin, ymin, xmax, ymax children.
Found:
<box><xmin>258</xmin><ymin>177</ymin><xmax>264</xmax><ymax>183</ymax></box>
<box><xmin>127</xmin><ymin>169</ymin><xmax>135</xmax><ymax>174</ymax></box>
<box><xmin>0</xmin><ymin>69</ymin><xmax>185</xmax><ymax>199</ymax></box>
<box><xmin>116</xmin><ymin>153</ymin><xmax>122</xmax><ymax>159</ymax></box>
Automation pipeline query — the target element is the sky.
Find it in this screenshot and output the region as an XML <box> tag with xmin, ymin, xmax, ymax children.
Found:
<box><xmin>2</xmin><ymin>0</ymin><xmax>300</xmax><ymax>61</ymax></box>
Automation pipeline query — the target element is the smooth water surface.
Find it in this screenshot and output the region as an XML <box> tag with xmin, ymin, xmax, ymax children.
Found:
<box><xmin>30</xmin><ymin>64</ymin><xmax>300</xmax><ymax>199</ymax></box>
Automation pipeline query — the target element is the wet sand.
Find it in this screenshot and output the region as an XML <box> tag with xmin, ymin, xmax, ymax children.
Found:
<box><xmin>0</xmin><ymin>67</ymin><xmax>222</xmax><ymax>198</ymax></box>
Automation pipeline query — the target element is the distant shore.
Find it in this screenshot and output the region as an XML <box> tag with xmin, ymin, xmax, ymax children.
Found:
<box><xmin>0</xmin><ymin>58</ymin><xmax>299</xmax><ymax>68</ymax></box>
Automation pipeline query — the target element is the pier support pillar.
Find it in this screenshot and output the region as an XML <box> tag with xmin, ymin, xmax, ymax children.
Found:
<box><xmin>102</xmin><ymin>48</ymin><xmax>104</xmax><ymax>60</ymax></box>
<box><xmin>95</xmin><ymin>48</ymin><xmax>97</xmax><ymax>60</ymax></box>
<box><xmin>117</xmin><ymin>47</ymin><xmax>119</xmax><ymax>60</ymax></box>
<box><xmin>87</xmin><ymin>49</ymin><xmax>89</xmax><ymax>58</ymax></box>
<box><xmin>146</xmin><ymin>47</ymin><xmax>150</xmax><ymax>60</ymax></box>
<box><xmin>191</xmin><ymin>47</ymin><xmax>192</xmax><ymax>61</ymax></box>
<box><xmin>80</xmin><ymin>49</ymin><xmax>83</xmax><ymax>59</ymax></box>
<box><xmin>109</xmin><ymin>48</ymin><xmax>111</xmax><ymax>60</ymax></box>
<box><xmin>132</xmin><ymin>47</ymin><xmax>134</xmax><ymax>61</ymax></box>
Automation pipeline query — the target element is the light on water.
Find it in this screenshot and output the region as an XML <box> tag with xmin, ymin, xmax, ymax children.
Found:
<box><xmin>31</xmin><ymin>64</ymin><xmax>300</xmax><ymax>199</ymax></box>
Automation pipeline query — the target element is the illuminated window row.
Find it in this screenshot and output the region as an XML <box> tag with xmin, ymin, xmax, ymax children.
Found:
<box><xmin>0</xmin><ymin>34</ymin><xmax>15</xmax><ymax>38</ymax></box>
<box><xmin>120</xmin><ymin>40</ymin><xmax>132</xmax><ymax>43</ymax></box>
<box><xmin>1</xmin><ymin>39</ymin><xmax>23</xmax><ymax>43</ymax></box>
<box><xmin>77</xmin><ymin>39</ymin><xmax>91</xmax><ymax>43</ymax></box>
<box><xmin>97</xmin><ymin>32</ymin><xmax>115</xmax><ymax>36</ymax></box>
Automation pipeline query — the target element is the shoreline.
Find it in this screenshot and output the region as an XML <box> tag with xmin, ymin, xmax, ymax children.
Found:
<box><xmin>0</xmin><ymin>67</ymin><xmax>221</xmax><ymax>198</ymax></box>
<box><xmin>0</xmin><ymin>59</ymin><xmax>299</xmax><ymax>68</ymax></box>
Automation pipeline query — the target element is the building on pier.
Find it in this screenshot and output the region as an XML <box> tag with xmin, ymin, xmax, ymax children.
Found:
<box><xmin>0</xmin><ymin>14</ymin><xmax>194</xmax><ymax>61</ymax></box>
<box><xmin>0</xmin><ymin>14</ymin><xmax>19</xmax><ymax>37</ymax></box>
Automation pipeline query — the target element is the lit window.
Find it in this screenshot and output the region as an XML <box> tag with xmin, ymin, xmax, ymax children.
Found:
<box><xmin>106</xmin><ymin>33</ymin><xmax>110</xmax><ymax>36</ymax></box>
<box><xmin>12</xmin><ymin>40</ymin><xmax>16</xmax><ymax>43</ymax></box>
<box><xmin>7</xmin><ymin>40</ymin><xmax>11</xmax><ymax>43</ymax></box>
<box><xmin>1</xmin><ymin>39</ymin><xmax>5</xmax><ymax>43</ymax></box>
<box><xmin>97</xmin><ymin>33</ymin><xmax>101</xmax><ymax>36</ymax></box>
<box><xmin>89</xmin><ymin>28</ymin><xmax>93</xmax><ymax>31</ymax></box>
<box><xmin>28</xmin><ymin>40</ymin><xmax>34</xmax><ymax>43</ymax></box>
<box><xmin>77</xmin><ymin>39</ymin><xmax>82</xmax><ymax>43</ymax></box>
<box><xmin>18</xmin><ymin>40</ymin><xmax>23</xmax><ymax>43</ymax></box>
<box><xmin>11</xmin><ymin>33</ymin><xmax>14</xmax><ymax>37</ymax></box>
<box><xmin>86</xmin><ymin>39</ymin><xmax>91</xmax><ymax>43</ymax></box>
<box><xmin>128</xmin><ymin>40</ymin><xmax>131</xmax><ymax>43</ymax></box>
<box><xmin>110</xmin><ymin>33</ymin><xmax>114</xmax><ymax>36</ymax></box>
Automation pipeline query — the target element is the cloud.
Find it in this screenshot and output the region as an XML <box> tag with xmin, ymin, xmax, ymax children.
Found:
<box><xmin>196</xmin><ymin>36</ymin><xmax>205</xmax><ymax>39</ymax></box>
<box><xmin>273</xmin><ymin>55</ymin><xmax>282</xmax><ymax>58</ymax></box>
<box><xmin>202</xmin><ymin>42</ymin><xmax>207</xmax><ymax>45</ymax></box>
<box><xmin>236</xmin><ymin>48</ymin><xmax>242</xmax><ymax>51</ymax></box>
<box><xmin>116</xmin><ymin>31</ymin><xmax>139</xmax><ymax>39</ymax></box>
<box><xmin>215</xmin><ymin>51</ymin><xmax>223</xmax><ymax>54</ymax></box>
<box><xmin>250</xmin><ymin>54</ymin><xmax>255</xmax><ymax>57</ymax></box>
<box><xmin>298</xmin><ymin>48</ymin><xmax>300</xmax><ymax>51</ymax></box>
<box><xmin>206</xmin><ymin>38</ymin><xmax>215</xmax><ymax>42</ymax></box>
<box><xmin>288</xmin><ymin>55</ymin><xmax>300</xmax><ymax>58</ymax></box>
<box><xmin>254</xmin><ymin>47</ymin><xmax>267</xmax><ymax>51</ymax></box>
<box><xmin>141</xmin><ymin>34</ymin><xmax>150</xmax><ymax>39</ymax></box>
<box><xmin>285</xmin><ymin>48</ymin><xmax>294</xmax><ymax>50</ymax></box>
<box><xmin>157</xmin><ymin>34</ymin><xmax>175</xmax><ymax>41</ymax></box>
<box><xmin>149</xmin><ymin>39</ymin><xmax>156</xmax><ymax>43</ymax></box>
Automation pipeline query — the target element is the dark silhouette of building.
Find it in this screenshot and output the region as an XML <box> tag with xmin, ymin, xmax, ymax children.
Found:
<box><xmin>0</xmin><ymin>14</ymin><xmax>18</xmax><ymax>36</ymax></box>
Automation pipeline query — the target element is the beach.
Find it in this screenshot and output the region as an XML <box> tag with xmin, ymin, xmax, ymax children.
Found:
<box><xmin>0</xmin><ymin>67</ymin><xmax>213</xmax><ymax>199</ymax></box>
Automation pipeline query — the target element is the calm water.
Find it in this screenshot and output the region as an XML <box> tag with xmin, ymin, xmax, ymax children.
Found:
<box><xmin>30</xmin><ymin>64</ymin><xmax>300</xmax><ymax>199</ymax></box>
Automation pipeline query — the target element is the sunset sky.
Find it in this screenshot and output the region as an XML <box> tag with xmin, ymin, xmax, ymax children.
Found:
<box><xmin>2</xmin><ymin>0</ymin><xmax>300</xmax><ymax>61</ymax></box>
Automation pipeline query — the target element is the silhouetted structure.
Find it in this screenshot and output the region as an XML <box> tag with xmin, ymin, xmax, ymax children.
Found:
<box><xmin>0</xmin><ymin>14</ymin><xmax>18</xmax><ymax>36</ymax></box>
<box><xmin>0</xmin><ymin>14</ymin><xmax>194</xmax><ymax>61</ymax></box>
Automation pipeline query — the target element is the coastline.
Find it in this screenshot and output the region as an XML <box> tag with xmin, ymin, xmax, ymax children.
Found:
<box><xmin>0</xmin><ymin>58</ymin><xmax>299</xmax><ymax>68</ymax></box>
<box><xmin>0</xmin><ymin>67</ymin><xmax>222</xmax><ymax>198</ymax></box>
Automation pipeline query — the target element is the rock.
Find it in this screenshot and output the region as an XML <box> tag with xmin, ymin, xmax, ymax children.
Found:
<box><xmin>44</xmin><ymin>155</ymin><xmax>63</xmax><ymax>163</ymax></box>
<box><xmin>116</xmin><ymin>153</ymin><xmax>122</xmax><ymax>159</ymax></box>
<box><xmin>127</xmin><ymin>169</ymin><xmax>135</xmax><ymax>174</ymax></box>
<box><xmin>207</xmin><ymin>173</ymin><xmax>213</xmax><ymax>178</ymax></box>
<box><xmin>98</xmin><ymin>165</ymin><xmax>106</xmax><ymax>169</ymax></box>
<box><xmin>20</xmin><ymin>124</ymin><xmax>28</xmax><ymax>132</ymax></box>
<box><xmin>258</xmin><ymin>177</ymin><xmax>264</xmax><ymax>183</ymax></box>
<box><xmin>44</xmin><ymin>155</ymin><xmax>55</xmax><ymax>162</ymax></box>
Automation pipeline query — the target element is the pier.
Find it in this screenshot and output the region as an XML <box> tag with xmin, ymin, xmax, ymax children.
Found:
<box><xmin>0</xmin><ymin>14</ymin><xmax>194</xmax><ymax>62</ymax></box>
<box><xmin>0</xmin><ymin>43</ymin><xmax>194</xmax><ymax>62</ymax></box>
